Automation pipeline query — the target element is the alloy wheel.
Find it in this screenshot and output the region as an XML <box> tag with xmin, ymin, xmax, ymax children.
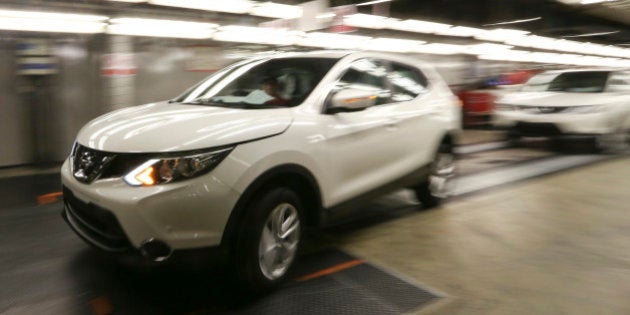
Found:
<box><xmin>429</xmin><ymin>152</ymin><xmax>456</xmax><ymax>199</ymax></box>
<box><xmin>258</xmin><ymin>202</ymin><xmax>300</xmax><ymax>280</ymax></box>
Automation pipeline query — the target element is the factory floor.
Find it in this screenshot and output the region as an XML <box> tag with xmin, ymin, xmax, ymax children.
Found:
<box><xmin>1</xmin><ymin>131</ymin><xmax>629</xmax><ymax>314</ymax></box>
<box><xmin>335</xmin><ymin>156</ymin><xmax>630</xmax><ymax>314</ymax></box>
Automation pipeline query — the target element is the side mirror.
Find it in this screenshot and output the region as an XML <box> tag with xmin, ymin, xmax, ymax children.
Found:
<box><xmin>327</xmin><ymin>88</ymin><xmax>378</xmax><ymax>114</ymax></box>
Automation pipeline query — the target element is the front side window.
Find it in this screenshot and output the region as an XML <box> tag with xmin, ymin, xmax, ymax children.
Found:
<box><xmin>330</xmin><ymin>59</ymin><xmax>391</xmax><ymax>106</ymax></box>
<box><xmin>179</xmin><ymin>57</ymin><xmax>338</xmax><ymax>108</ymax></box>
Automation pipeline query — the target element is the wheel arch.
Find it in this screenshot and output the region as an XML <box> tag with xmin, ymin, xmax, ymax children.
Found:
<box><xmin>220</xmin><ymin>163</ymin><xmax>323</xmax><ymax>252</ymax></box>
<box><xmin>437</xmin><ymin>131</ymin><xmax>457</xmax><ymax>153</ymax></box>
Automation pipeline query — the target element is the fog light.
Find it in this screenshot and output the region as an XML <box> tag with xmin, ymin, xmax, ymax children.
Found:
<box><xmin>140</xmin><ymin>238</ymin><xmax>172</xmax><ymax>262</ymax></box>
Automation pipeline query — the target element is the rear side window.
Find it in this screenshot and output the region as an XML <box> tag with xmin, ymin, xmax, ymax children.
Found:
<box><xmin>388</xmin><ymin>63</ymin><xmax>428</xmax><ymax>102</ymax></box>
<box><xmin>607</xmin><ymin>71</ymin><xmax>630</xmax><ymax>92</ymax></box>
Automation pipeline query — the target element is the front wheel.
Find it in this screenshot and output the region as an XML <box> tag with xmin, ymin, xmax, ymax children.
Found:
<box><xmin>414</xmin><ymin>144</ymin><xmax>456</xmax><ymax>208</ymax></box>
<box><xmin>233</xmin><ymin>187</ymin><xmax>302</xmax><ymax>293</ymax></box>
<box><xmin>596</xmin><ymin>128</ymin><xmax>630</xmax><ymax>154</ymax></box>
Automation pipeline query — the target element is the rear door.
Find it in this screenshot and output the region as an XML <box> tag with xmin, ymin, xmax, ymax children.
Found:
<box><xmin>318</xmin><ymin>58</ymin><xmax>402</xmax><ymax>205</ymax></box>
<box><xmin>383</xmin><ymin>62</ymin><xmax>446</xmax><ymax>179</ymax></box>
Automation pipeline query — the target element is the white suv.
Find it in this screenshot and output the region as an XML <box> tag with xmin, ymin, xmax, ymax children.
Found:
<box><xmin>494</xmin><ymin>69</ymin><xmax>630</xmax><ymax>152</ymax></box>
<box><xmin>61</xmin><ymin>51</ymin><xmax>460</xmax><ymax>291</ymax></box>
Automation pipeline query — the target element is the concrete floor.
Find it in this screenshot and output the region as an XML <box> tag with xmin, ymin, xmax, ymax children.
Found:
<box><xmin>2</xmin><ymin>130</ymin><xmax>629</xmax><ymax>314</ymax></box>
<box><xmin>457</xmin><ymin>129</ymin><xmax>507</xmax><ymax>145</ymax></box>
<box><xmin>336</xmin><ymin>157</ymin><xmax>630</xmax><ymax>314</ymax></box>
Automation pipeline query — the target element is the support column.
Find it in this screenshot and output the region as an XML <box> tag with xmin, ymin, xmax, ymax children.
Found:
<box><xmin>104</xmin><ymin>35</ymin><xmax>136</xmax><ymax>111</ymax></box>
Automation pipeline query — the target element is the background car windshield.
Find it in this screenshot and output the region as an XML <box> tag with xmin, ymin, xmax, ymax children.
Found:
<box><xmin>546</xmin><ymin>71</ymin><xmax>610</xmax><ymax>93</ymax></box>
<box><xmin>180</xmin><ymin>57</ymin><xmax>338</xmax><ymax>108</ymax></box>
<box><xmin>521</xmin><ymin>73</ymin><xmax>559</xmax><ymax>91</ymax></box>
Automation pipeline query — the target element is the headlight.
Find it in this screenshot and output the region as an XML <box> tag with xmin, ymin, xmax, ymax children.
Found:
<box><xmin>494</xmin><ymin>103</ymin><xmax>515</xmax><ymax>111</ymax></box>
<box><xmin>564</xmin><ymin>105</ymin><xmax>606</xmax><ymax>114</ymax></box>
<box><xmin>123</xmin><ymin>147</ymin><xmax>233</xmax><ymax>186</ymax></box>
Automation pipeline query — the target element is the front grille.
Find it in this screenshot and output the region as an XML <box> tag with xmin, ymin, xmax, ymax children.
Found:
<box><xmin>517</xmin><ymin>106</ymin><xmax>568</xmax><ymax>114</ymax></box>
<box><xmin>71</xmin><ymin>144</ymin><xmax>116</xmax><ymax>183</ymax></box>
<box><xmin>514</xmin><ymin>122</ymin><xmax>562</xmax><ymax>137</ymax></box>
<box><xmin>62</xmin><ymin>186</ymin><xmax>131</xmax><ymax>252</ymax></box>
<box><xmin>71</xmin><ymin>144</ymin><xmax>154</xmax><ymax>183</ymax></box>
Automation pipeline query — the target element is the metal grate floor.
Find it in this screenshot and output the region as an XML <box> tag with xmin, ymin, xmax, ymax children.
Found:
<box><xmin>220</xmin><ymin>249</ymin><xmax>440</xmax><ymax>315</ymax></box>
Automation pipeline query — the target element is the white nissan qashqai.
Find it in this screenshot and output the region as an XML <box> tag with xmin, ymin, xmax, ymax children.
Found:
<box><xmin>61</xmin><ymin>51</ymin><xmax>460</xmax><ymax>291</ymax></box>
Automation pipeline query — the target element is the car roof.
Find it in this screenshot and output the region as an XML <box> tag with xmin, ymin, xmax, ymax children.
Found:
<box><xmin>254</xmin><ymin>50</ymin><xmax>354</xmax><ymax>60</ymax></box>
<box><xmin>257</xmin><ymin>50</ymin><xmax>422</xmax><ymax>63</ymax></box>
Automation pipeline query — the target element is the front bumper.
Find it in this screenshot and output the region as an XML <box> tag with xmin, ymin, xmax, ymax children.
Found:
<box><xmin>61</xmin><ymin>159</ymin><xmax>241</xmax><ymax>252</ymax></box>
<box><xmin>493</xmin><ymin>110</ymin><xmax>615</xmax><ymax>135</ymax></box>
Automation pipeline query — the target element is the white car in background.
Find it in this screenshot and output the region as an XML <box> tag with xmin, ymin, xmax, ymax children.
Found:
<box><xmin>61</xmin><ymin>51</ymin><xmax>460</xmax><ymax>292</ymax></box>
<box><xmin>494</xmin><ymin>69</ymin><xmax>630</xmax><ymax>152</ymax></box>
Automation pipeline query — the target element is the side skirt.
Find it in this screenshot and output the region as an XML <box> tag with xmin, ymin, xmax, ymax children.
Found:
<box><xmin>320</xmin><ymin>164</ymin><xmax>430</xmax><ymax>225</ymax></box>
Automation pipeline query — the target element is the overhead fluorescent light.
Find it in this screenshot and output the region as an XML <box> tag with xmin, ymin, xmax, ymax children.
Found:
<box><xmin>357</xmin><ymin>0</ymin><xmax>393</xmax><ymax>6</ymax></box>
<box><xmin>344</xmin><ymin>13</ymin><xmax>393</xmax><ymax>29</ymax></box>
<box><xmin>0</xmin><ymin>9</ymin><xmax>107</xmax><ymax>21</ymax></box>
<box><xmin>108</xmin><ymin>18</ymin><xmax>218</xmax><ymax>39</ymax></box>
<box><xmin>434</xmin><ymin>26</ymin><xmax>487</xmax><ymax>37</ymax></box>
<box><xmin>478</xmin><ymin>50</ymin><xmax>533</xmax><ymax>62</ymax></box>
<box><xmin>364</xmin><ymin>38</ymin><xmax>426</xmax><ymax>52</ymax></box>
<box><xmin>148</xmin><ymin>0</ymin><xmax>253</xmax><ymax>14</ymax></box>
<box><xmin>414</xmin><ymin>43</ymin><xmax>463</xmax><ymax>55</ymax></box>
<box><xmin>505</xmin><ymin>35</ymin><xmax>559</xmax><ymax>50</ymax></box>
<box><xmin>562</xmin><ymin>30</ymin><xmax>620</xmax><ymax>38</ymax></box>
<box><xmin>316</xmin><ymin>12</ymin><xmax>336</xmax><ymax>19</ymax></box>
<box><xmin>0</xmin><ymin>9</ymin><xmax>107</xmax><ymax>34</ymax></box>
<box><xmin>0</xmin><ymin>18</ymin><xmax>106</xmax><ymax>33</ymax></box>
<box><xmin>106</xmin><ymin>0</ymin><xmax>147</xmax><ymax>3</ymax></box>
<box><xmin>299</xmin><ymin>32</ymin><xmax>371</xmax><ymax>49</ymax></box>
<box><xmin>464</xmin><ymin>43</ymin><xmax>513</xmax><ymax>55</ymax></box>
<box><xmin>580</xmin><ymin>0</ymin><xmax>618</xmax><ymax>4</ymax></box>
<box><xmin>388</xmin><ymin>19</ymin><xmax>452</xmax><ymax>34</ymax></box>
<box><xmin>214</xmin><ymin>25</ymin><xmax>302</xmax><ymax>45</ymax></box>
<box><xmin>483</xmin><ymin>17</ymin><xmax>541</xmax><ymax>26</ymax></box>
<box><xmin>250</xmin><ymin>2</ymin><xmax>303</xmax><ymax>19</ymax></box>
<box><xmin>475</xmin><ymin>28</ymin><xmax>530</xmax><ymax>42</ymax></box>
<box><xmin>558</xmin><ymin>0</ymin><xmax>624</xmax><ymax>6</ymax></box>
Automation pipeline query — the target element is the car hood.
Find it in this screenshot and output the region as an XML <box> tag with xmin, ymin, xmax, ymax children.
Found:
<box><xmin>498</xmin><ymin>92</ymin><xmax>612</xmax><ymax>107</ymax></box>
<box><xmin>77</xmin><ymin>102</ymin><xmax>293</xmax><ymax>152</ymax></box>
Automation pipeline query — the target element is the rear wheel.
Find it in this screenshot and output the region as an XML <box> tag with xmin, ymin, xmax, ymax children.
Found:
<box><xmin>233</xmin><ymin>187</ymin><xmax>302</xmax><ymax>293</ymax></box>
<box><xmin>414</xmin><ymin>144</ymin><xmax>456</xmax><ymax>208</ymax></box>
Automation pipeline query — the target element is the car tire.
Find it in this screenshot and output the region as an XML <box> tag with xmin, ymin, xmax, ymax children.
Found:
<box><xmin>596</xmin><ymin>128</ymin><xmax>630</xmax><ymax>154</ymax></box>
<box><xmin>414</xmin><ymin>143</ymin><xmax>456</xmax><ymax>208</ymax></box>
<box><xmin>232</xmin><ymin>187</ymin><xmax>302</xmax><ymax>294</ymax></box>
<box><xmin>506</xmin><ymin>130</ymin><xmax>521</xmax><ymax>147</ymax></box>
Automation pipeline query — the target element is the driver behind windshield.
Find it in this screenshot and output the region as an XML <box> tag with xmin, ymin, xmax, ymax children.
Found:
<box><xmin>241</xmin><ymin>76</ymin><xmax>290</xmax><ymax>106</ymax></box>
<box><xmin>260</xmin><ymin>77</ymin><xmax>290</xmax><ymax>106</ymax></box>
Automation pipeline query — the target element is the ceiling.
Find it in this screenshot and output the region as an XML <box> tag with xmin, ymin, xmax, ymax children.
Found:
<box><xmin>2</xmin><ymin>0</ymin><xmax>630</xmax><ymax>47</ymax></box>
<box><xmin>331</xmin><ymin>0</ymin><xmax>630</xmax><ymax>45</ymax></box>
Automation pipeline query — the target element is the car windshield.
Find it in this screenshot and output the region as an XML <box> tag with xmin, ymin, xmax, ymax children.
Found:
<box><xmin>521</xmin><ymin>73</ymin><xmax>559</xmax><ymax>92</ymax></box>
<box><xmin>174</xmin><ymin>57</ymin><xmax>339</xmax><ymax>109</ymax></box>
<box><xmin>523</xmin><ymin>71</ymin><xmax>611</xmax><ymax>93</ymax></box>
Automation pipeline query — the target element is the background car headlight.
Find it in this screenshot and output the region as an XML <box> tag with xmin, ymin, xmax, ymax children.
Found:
<box><xmin>494</xmin><ymin>103</ymin><xmax>515</xmax><ymax>111</ymax></box>
<box><xmin>123</xmin><ymin>147</ymin><xmax>233</xmax><ymax>186</ymax></box>
<box><xmin>565</xmin><ymin>105</ymin><xmax>606</xmax><ymax>114</ymax></box>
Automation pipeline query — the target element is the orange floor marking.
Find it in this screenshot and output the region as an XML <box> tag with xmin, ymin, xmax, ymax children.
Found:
<box><xmin>36</xmin><ymin>191</ymin><xmax>62</xmax><ymax>205</ymax></box>
<box><xmin>88</xmin><ymin>296</ymin><xmax>114</xmax><ymax>315</ymax></box>
<box><xmin>295</xmin><ymin>259</ymin><xmax>365</xmax><ymax>282</ymax></box>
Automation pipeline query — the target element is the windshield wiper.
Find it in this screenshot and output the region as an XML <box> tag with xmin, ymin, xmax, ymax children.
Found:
<box><xmin>183</xmin><ymin>98</ymin><xmax>233</xmax><ymax>107</ymax></box>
